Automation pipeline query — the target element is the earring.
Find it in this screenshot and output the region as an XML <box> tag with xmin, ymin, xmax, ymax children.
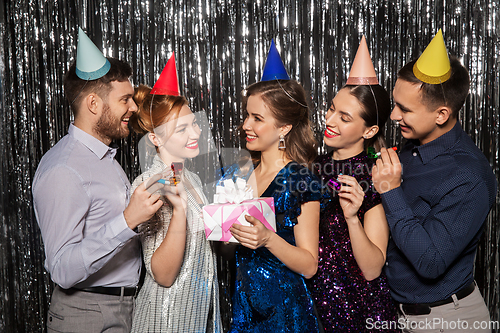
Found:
<box><xmin>278</xmin><ymin>134</ymin><xmax>286</xmax><ymax>150</ymax></box>
<box><xmin>363</xmin><ymin>135</ymin><xmax>367</xmax><ymax>139</ymax></box>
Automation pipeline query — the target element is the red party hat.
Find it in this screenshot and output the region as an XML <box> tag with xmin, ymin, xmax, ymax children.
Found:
<box><xmin>346</xmin><ymin>36</ymin><xmax>379</xmax><ymax>85</ymax></box>
<box><xmin>150</xmin><ymin>53</ymin><xmax>180</xmax><ymax>96</ymax></box>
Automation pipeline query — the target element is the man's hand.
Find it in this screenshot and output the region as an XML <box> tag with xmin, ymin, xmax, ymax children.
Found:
<box><xmin>372</xmin><ymin>147</ymin><xmax>402</xmax><ymax>194</ymax></box>
<box><xmin>124</xmin><ymin>174</ymin><xmax>164</xmax><ymax>230</ymax></box>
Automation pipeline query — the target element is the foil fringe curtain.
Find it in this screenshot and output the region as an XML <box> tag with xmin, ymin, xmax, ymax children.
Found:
<box><xmin>0</xmin><ymin>1</ymin><xmax>498</xmax><ymax>332</ymax></box>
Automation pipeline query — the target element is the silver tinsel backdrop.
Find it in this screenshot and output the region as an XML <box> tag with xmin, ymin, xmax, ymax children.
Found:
<box><xmin>0</xmin><ymin>0</ymin><xmax>498</xmax><ymax>332</ymax></box>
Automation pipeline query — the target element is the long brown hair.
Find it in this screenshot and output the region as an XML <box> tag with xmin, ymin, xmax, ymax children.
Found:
<box><xmin>130</xmin><ymin>84</ymin><xmax>188</xmax><ymax>135</ymax></box>
<box><xmin>241</xmin><ymin>80</ymin><xmax>317</xmax><ymax>167</ymax></box>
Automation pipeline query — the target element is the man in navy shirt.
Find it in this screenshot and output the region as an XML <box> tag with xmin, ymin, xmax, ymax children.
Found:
<box><xmin>373</xmin><ymin>31</ymin><xmax>497</xmax><ymax>332</ymax></box>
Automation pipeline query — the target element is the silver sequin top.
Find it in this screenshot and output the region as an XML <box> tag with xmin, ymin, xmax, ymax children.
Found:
<box><xmin>131</xmin><ymin>155</ymin><xmax>221</xmax><ymax>332</ymax></box>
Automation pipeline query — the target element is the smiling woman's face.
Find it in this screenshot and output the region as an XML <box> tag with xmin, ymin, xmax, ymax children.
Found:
<box><xmin>323</xmin><ymin>88</ymin><xmax>368</xmax><ymax>156</ymax></box>
<box><xmin>153</xmin><ymin>104</ymin><xmax>201</xmax><ymax>162</ymax></box>
<box><xmin>242</xmin><ymin>94</ymin><xmax>283</xmax><ymax>153</ymax></box>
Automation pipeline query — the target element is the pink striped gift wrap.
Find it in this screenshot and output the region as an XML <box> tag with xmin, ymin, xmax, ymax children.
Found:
<box><xmin>202</xmin><ymin>197</ymin><xmax>276</xmax><ymax>242</ymax></box>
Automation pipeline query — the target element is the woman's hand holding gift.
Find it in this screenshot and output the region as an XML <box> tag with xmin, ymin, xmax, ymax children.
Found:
<box><xmin>230</xmin><ymin>215</ymin><xmax>275</xmax><ymax>249</ymax></box>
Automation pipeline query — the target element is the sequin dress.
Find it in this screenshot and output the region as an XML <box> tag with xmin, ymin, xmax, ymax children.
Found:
<box><xmin>226</xmin><ymin>161</ymin><xmax>323</xmax><ymax>333</ymax></box>
<box><xmin>131</xmin><ymin>156</ymin><xmax>222</xmax><ymax>332</ymax></box>
<box><xmin>309</xmin><ymin>152</ymin><xmax>398</xmax><ymax>332</ymax></box>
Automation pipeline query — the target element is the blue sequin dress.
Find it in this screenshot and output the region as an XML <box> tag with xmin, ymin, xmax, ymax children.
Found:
<box><xmin>309</xmin><ymin>152</ymin><xmax>398</xmax><ymax>332</ymax></box>
<box><xmin>224</xmin><ymin>161</ymin><xmax>323</xmax><ymax>333</ymax></box>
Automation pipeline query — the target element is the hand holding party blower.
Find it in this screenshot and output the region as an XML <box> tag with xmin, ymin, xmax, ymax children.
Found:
<box><xmin>156</xmin><ymin>162</ymin><xmax>183</xmax><ymax>185</ymax></box>
<box><xmin>367</xmin><ymin>146</ymin><xmax>397</xmax><ymax>158</ymax></box>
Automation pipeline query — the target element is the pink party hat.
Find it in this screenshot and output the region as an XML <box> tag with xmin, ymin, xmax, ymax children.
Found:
<box><xmin>346</xmin><ymin>36</ymin><xmax>379</xmax><ymax>85</ymax></box>
<box><xmin>150</xmin><ymin>53</ymin><xmax>180</xmax><ymax>96</ymax></box>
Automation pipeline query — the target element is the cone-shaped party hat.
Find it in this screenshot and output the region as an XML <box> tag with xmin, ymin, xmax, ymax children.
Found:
<box><xmin>413</xmin><ymin>29</ymin><xmax>451</xmax><ymax>84</ymax></box>
<box><xmin>75</xmin><ymin>28</ymin><xmax>111</xmax><ymax>80</ymax></box>
<box><xmin>346</xmin><ymin>36</ymin><xmax>379</xmax><ymax>85</ymax></box>
<box><xmin>150</xmin><ymin>53</ymin><xmax>180</xmax><ymax>96</ymax></box>
<box><xmin>261</xmin><ymin>39</ymin><xmax>290</xmax><ymax>81</ymax></box>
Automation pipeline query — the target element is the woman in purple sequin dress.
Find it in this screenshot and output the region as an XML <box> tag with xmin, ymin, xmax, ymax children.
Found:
<box><xmin>309</xmin><ymin>83</ymin><xmax>399</xmax><ymax>332</ymax></box>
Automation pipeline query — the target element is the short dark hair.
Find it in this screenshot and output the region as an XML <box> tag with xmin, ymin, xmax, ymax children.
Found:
<box><xmin>397</xmin><ymin>55</ymin><xmax>469</xmax><ymax>117</ymax></box>
<box><xmin>64</xmin><ymin>57</ymin><xmax>133</xmax><ymax>116</ymax></box>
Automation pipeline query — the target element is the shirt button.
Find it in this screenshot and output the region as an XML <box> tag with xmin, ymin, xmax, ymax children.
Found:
<box><xmin>413</xmin><ymin>152</ymin><xmax>417</xmax><ymax>157</ymax></box>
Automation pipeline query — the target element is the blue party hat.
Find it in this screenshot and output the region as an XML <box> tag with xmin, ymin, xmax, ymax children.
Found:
<box><xmin>75</xmin><ymin>28</ymin><xmax>111</xmax><ymax>80</ymax></box>
<box><xmin>261</xmin><ymin>39</ymin><xmax>290</xmax><ymax>81</ymax></box>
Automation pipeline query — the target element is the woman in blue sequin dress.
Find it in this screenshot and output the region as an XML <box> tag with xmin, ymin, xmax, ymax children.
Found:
<box><xmin>225</xmin><ymin>79</ymin><xmax>323</xmax><ymax>332</ymax></box>
<box><xmin>308</xmin><ymin>83</ymin><xmax>399</xmax><ymax>332</ymax></box>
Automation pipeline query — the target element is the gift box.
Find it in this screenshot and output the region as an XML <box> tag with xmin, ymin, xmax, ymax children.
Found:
<box><xmin>203</xmin><ymin>197</ymin><xmax>276</xmax><ymax>242</ymax></box>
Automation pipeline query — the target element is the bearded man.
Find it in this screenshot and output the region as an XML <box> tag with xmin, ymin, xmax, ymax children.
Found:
<box><xmin>32</xmin><ymin>29</ymin><xmax>163</xmax><ymax>332</ymax></box>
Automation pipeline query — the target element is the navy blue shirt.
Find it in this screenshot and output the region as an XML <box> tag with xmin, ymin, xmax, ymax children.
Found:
<box><xmin>381</xmin><ymin>120</ymin><xmax>497</xmax><ymax>304</ymax></box>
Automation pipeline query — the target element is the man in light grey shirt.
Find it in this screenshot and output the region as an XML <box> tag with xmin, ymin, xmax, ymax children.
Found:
<box><xmin>32</xmin><ymin>30</ymin><xmax>163</xmax><ymax>332</ymax></box>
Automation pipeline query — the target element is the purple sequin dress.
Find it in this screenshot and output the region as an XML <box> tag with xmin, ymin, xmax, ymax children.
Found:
<box><xmin>309</xmin><ymin>152</ymin><xmax>399</xmax><ymax>332</ymax></box>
